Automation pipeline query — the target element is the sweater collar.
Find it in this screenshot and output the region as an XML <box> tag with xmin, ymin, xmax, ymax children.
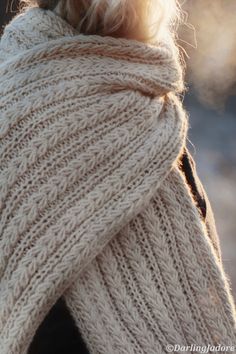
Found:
<box><xmin>0</xmin><ymin>7</ymin><xmax>184</xmax><ymax>95</ymax></box>
<box><xmin>0</xmin><ymin>8</ymin><xmax>77</xmax><ymax>60</ymax></box>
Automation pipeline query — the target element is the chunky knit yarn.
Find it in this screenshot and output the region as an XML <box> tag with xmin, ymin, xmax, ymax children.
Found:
<box><xmin>0</xmin><ymin>8</ymin><xmax>236</xmax><ymax>354</ymax></box>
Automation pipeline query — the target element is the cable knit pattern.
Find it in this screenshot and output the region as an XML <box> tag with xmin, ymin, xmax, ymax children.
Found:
<box><xmin>0</xmin><ymin>8</ymin><xmax>235</xmax><ymax>354</ymax></box>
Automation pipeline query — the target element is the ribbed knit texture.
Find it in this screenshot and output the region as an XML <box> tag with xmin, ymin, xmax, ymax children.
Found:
<box><xmin>0</xmin><ymin>8</ymin><xmax>235</xmax><ymax>354</ymax></box>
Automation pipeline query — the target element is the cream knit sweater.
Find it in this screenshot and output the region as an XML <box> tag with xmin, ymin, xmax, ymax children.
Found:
<box><xmin>0</xmin><ymin>8</ymin><xmax>236</xmax><ymax>354</ymax></box>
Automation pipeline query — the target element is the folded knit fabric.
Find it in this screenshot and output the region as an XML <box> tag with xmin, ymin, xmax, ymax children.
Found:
<box><xmin>0</xmin><ymin>8</ymin><xmax>236</xmax><ymax>354</ymax></box>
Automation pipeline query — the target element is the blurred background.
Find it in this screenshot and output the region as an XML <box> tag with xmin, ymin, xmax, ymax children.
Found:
<box><xmin>1</xmin><ymin>0</ymin><xmax>235</xmax><ymax>298</ymax></box>
<box><xmin>180</xmin><ymin>0</ymin><xmax>236</xmax><ymax>299</ymax></box>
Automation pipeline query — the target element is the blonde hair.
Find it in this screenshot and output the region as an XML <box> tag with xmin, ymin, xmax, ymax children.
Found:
<box><xmin>22</xmin><ymin>0</ymin><xmax>179</xmax><ymax>42</ymax></box>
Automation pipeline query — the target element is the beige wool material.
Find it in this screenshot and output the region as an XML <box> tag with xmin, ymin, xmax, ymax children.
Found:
<box><xmin>0</xmin><ymin>8</ymin><xmax>236</xmax><ymax>354</ymax></box>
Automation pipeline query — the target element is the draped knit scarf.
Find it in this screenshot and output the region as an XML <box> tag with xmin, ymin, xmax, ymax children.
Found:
<box><xmin>0</xmin><ymin>8</ymin><xmax>236</xmax><ymax>354</ymax></box>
